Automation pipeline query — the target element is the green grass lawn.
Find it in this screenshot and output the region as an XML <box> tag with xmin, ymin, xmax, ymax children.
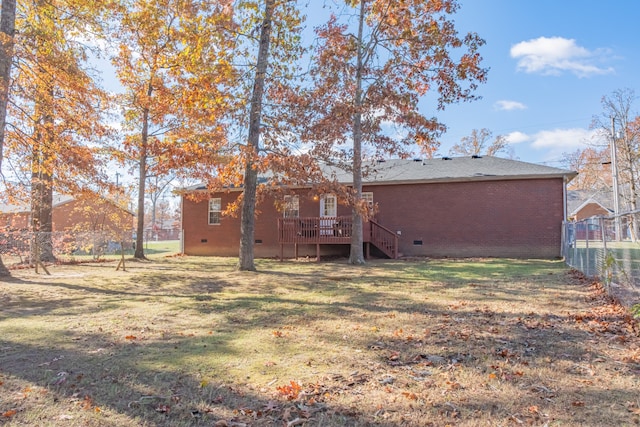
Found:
<box><xmin>1</xmin><ymin>257</ymin><xmax>638</xmax><ymax>426</ymax></box>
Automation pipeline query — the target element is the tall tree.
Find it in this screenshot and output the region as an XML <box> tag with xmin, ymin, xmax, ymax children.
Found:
<box><xmin>237</xmin><ymin>0</ymin><xmax>273</xmax><ymax>271</ymax></box>
<box><xmin>449</xmin><ymin>128</ymin><xmax>512</xmax><ymax>158</ymax></box>
<box><xmin>0</xmin><ymin>0</ymin><xmax>16</xmax><ymax>276</ymax></box>
<box><xmin>0</xmin><ymin>0</ymin><xmax>15</xmax><ymax>168</ymax></box>
<box><xmin>146</xmin><ymin>173</ymin><xmax>174</xmax><ymax>235</ymax></box>
<box><xmin>295</xmin><ymin>0</ymin><xmax>487</xmax><ymax>264</ymax></box>
<box><xmin>4</xmin><ymin>0</ymin><xmax>111</xmax><ymax>262</ymax></box>
<box><xmin>562</xmin><ymin>147</ymin><xmax>610</xmax><ymax>191</ymax></box>
<box><xmin>201</xmin><ymin>0</ymin><xmax>302</xmax><ymax>272</ymax></box>
<box><xmin>592</xmin><ymin>88</ymin><xmax>640</xmax><ymax>236</ymax></box>
<box><xmin>111</xmin><ymin>0</ymin><xmax>235</xmax><ymax>259</ymax></box>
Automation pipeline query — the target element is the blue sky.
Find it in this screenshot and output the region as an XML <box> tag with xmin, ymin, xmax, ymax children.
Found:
<box><xmin>424</xmin><ymin>0</ymin><xmax>640</xmax><ymax>165</ymax></box>
<box><xmin>97</xmin><ymin>1</ymin><xmax>639</xmax><ymax>168</ymax></box>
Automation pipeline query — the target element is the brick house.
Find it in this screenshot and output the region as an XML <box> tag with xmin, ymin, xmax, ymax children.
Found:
<box><xmin>0</xmin><ymin>194</ymin><xmax>134</xmax><ymax>236</ymax></box>
<box><xmin>567</xmin><ymin>190</ymin><xmax>612</xmax><ymax>221</ymax></box>
<box><xmin>180</xmin><ymin>156</ymin><xmax>576</xmax><ymax>259</ymax></box>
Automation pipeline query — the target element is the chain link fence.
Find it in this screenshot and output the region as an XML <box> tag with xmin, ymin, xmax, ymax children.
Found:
<box><xmin>563</xmin><ymin>212</ymin><xmax>640</xmax><ymax>307</ymax></box>
<box><xmin>0</xmin><ymin>231</ymin><xmax>134</xmax><ymax>268</ymax></box>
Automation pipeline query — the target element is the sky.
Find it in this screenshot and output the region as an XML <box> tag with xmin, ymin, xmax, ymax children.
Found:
<box><xmin>94</xmin><ymin>0</ymin><xmax>640</xmax><ymax>171</ymax></box>
<box><xmin>420</xmin><ymin>0</ymin><xmax>640</xmax><ymax>166</ymax></box>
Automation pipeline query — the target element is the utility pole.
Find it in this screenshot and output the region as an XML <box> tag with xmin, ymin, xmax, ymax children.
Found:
<box><xmin>611</xmin><ymin>116</ymin><xmax>621</xmax><ymax>241</ymax></box>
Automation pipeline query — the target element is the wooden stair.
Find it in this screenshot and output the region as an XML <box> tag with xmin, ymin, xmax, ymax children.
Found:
<box><xmin>369</xmin><ymin>220</ymin><xmax>399</xmax><ymax>259</ymax></box>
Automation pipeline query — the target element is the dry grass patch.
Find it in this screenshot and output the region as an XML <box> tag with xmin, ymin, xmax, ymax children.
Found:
<box><xmin>0</xmin><ymin>257</ymin><xmax>639</xmax><ymax>426</ymax></box>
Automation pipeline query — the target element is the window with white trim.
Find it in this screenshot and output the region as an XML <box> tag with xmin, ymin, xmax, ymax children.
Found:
<box><xmin>208</xmin><ymin>198</ymin><xmax>222</xmax><ymax>225</ymax></box>
<box><xmin>362</xmin><ymin>192</ymin><xmax>373</xmax><ymax>207</ymax></box>
<box><xmin>284</xmin><ymin>195</ymin><xmax>299</xmax><ymax>218</ymax></box>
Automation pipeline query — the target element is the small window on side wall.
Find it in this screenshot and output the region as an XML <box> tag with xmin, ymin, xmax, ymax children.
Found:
<box><xmin>284</xmin><ymin>195</ymin><xmax>299</xmax><ymax>218</ymax></box>
<box><xmin>208</xmin><ymin>198</ymin><xmax>222</xmax><ymax>225</ymax></box>
<box><xmin>362</xmin><ymin>192</ymin><xmax>373</xmax><ymax>207</ymax></box>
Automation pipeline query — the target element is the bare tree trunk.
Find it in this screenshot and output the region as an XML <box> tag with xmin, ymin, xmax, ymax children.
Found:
<box><xmin>0</xmin><ymin>0</ymin><xmax>15</xmax><ymax>168</ymax></box>
<box><xmin>349</xmin><ymin>0</ymin><xmax>366</xmax><ymax>265</ymax></box>
<box><xmin>31</xmin><ymin>82</ymin><xmax>55</xmax><ymax>263</ymax></box>
<box><xmin>134</xmin><ymin>82</ymin><xmax>153</xmax><ymax>259</ymax></box>
<box><xmin>0</xmin><ymin>0</ymin><xmax>16</xmax><ymax>276</ymax></box>
<box><xmin>238</xmin><ymin>0</ymin><xmax>273</xmax><ymax>271</ymax></box>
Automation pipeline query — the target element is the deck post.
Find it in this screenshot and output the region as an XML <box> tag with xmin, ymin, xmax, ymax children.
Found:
<box><xmin>280</xmin><ymin>244</ymin><xmax>283</xmax><ymax>261</ymax></box>
<box><xmin>316</xmin><ymin>243</ymin><xmax>320</xmax><ymax>262</ymax></box>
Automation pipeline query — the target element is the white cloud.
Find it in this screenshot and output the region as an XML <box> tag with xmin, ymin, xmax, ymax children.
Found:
<box><xmin>530</xmin><ymin>128</ymin><xmax>599</xmax><ymax>159</ymax></box>
<box><xmin>505</xmin><ymin>131</ymin><xmax>530</xmax><ymax>144</ymax></box>
<box><xmin>510</xmin><ymin>36</ymin><xmax>614</xmax><ymax>78</ymax></box>
<box><xmin>494</xmin><ymin>100</ymin><xmax>527</xmax><ymax>111</ymax></box>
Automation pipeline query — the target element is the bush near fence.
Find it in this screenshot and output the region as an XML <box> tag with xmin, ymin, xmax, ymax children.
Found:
<box><xmin>563</xmin><ymin>212</ymin><xmax>640</xmax><ymax>307</ymax></box>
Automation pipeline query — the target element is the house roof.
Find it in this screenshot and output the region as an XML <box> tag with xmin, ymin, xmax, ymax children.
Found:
<box><xmin>567</xmin><ymin>189</ymin><xmax>613</xmax><ymax>217</ymax></box>
<box><xmin>0</xmin><ymin>195</ymin><xmax>74</xmax><ymax>214</ymax></box>
<box><xmin>327</xmin><ymin>156</ymin><xmax>576</xmax><ymax>185</ymax></box>
<box><xmin>182</xmin><ymin>156</ymin><xmax>576</xmax><ymax>192</ymax></box>
<box><xmin>0</xmin><ymin>194</ymin><xmax>133</xmax><ymax>215</ymax></box>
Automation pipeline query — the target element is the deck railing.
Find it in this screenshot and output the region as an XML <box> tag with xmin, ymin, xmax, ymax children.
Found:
<box><xmin>278</xmin><ymin>216</ymin><xmax>353</xmax><ymax>244</ymax></box>
<box><xmin>278</xmin><ymin>216</ymin><xmax>400</xmax><ymax>260</ymax></box>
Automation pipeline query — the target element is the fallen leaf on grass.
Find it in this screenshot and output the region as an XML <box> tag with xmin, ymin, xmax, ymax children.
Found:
<box><xmin>82</xmin><ymin>395</ymin><xmax>94</xmax><ymax>410</ymax></box>
<box><xmin>125</xmin><ymin>335</ymin><xmax>137</xmax><ymax>340</ymax></box>
<box><xmin>2</xmin><ymin>410</ymin><xmax>17</xmax><ymax>418</ymax></box>
<box><xmin>402</xmin><ymin>392</ymin><xmax>418</xmax><ymax>400</ymax></box>
<box><xmin>277</xmin><ymin>381</ymin><xmax>302</xmax><ymax>400</ymax></box>
<box><xmin>572</xmin><ymin>401</ymin><xmax>585</xmax><ymax>407</ymax></box>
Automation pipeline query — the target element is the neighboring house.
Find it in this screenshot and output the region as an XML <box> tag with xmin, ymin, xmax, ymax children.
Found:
<box><xmin>567</xmin><ymin>190</ymin><xmax>612</xmax><ymax>221</ymax></box>
<box><xmin>144</xmin><ymin>218</ymin><xmax>181</xmax><ymax>241</ymax></box>
<box><xmin>0</xmin><ymin>194</ymin><xmax>134</xmax><ymax>237</ymax></box>
<box><xmin>180</xmin><ymin>156</ymin><xmax>576</xmax><ymax>259</ymax></box>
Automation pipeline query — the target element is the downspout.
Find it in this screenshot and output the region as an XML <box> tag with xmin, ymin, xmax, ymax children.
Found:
<box><xmin>180</xmin><ymin>194</ymin><xmax>184</xmax><ymax>254</ymax></box>
<box><xmin>561</xmin><ymin>175</ymin><xmax>568</xmax><ymax>258</ymax></box>
<box><xmin>563</xmin><ymin>175</ymin><xmax>568</xmax><ymax>222</ymax></box>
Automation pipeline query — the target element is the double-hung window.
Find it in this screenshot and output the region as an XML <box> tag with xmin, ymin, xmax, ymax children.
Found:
<box><xmin>362</xmin><ymin>192</ymin><xmax>373</xmax><ymax>208</ymax></box>
<box><xmin>208</xmin><ymin>198</ymin><xmax>222</xmax><ymax>225</ymax></box>
<box><xmin>284</xmin><ymin>195</ymin><xmax>299</xmax><ymax>218</ymax></box>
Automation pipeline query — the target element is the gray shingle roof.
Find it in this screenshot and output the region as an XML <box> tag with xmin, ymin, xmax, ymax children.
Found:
<box><xmin>326</xmin><ymin>156</ymin><xmax>576</xmax><ymax>185</ymax></box>
<box><xmin>180</xmin><ymin>156</ymin><xmax>576</xmax><ymax>192</ymax></box>
<box><xmin>0</xmin><ymin>194</ymin><xmax>74</xmax><ymax>214</ymax></box>
<box><xmin>567</xmin><ymin>190</ymin><xmax>613</xmax><ymax>215</ymax></box>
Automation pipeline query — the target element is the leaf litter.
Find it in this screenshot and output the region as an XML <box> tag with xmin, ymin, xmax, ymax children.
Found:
<box><xmin>0</xmin><ymin>258</ymin><xmax>638</xmax><ymax>426</ymax></box>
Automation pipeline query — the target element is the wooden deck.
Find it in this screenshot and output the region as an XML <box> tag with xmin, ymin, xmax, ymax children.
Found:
<box><xmin>277</xmin><ymin>216</ymin><xmax>399</xmax><ymax>260</ymax></box>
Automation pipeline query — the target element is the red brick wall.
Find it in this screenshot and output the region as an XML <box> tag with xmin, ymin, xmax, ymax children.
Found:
<box><xmin>182</xmin><ymin>178</ymin><xmax>566</xmax><ymax>259</ymax></box>
<box><xmin>0</xmin><ymin>212</ymin><xmax>30</xmax><ymax>231</ymax></box>
<box><xmin>1</xmin><ymin>199</ymin><xmax>134</xmax><ymax>236</ymax></box>
<box><xmin>366</xmin><ymin>178</ymin><xmax>564</xmax><ymax>258</ymax></box>
<box><xmin>53</xmin><ymin>199</ymin><xmax>134</xmax><ymax>236</ymax></box>
<box><xmin>182</xmin><ymin>190</ymin><xmax>352</xmax><ymax>258</ymax></box>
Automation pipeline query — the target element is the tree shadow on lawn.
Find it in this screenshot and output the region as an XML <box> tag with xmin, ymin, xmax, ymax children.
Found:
<box><xmin>0</xmin><ymin>333</ymin><xmax>416</xmax><ymax>427</ymax></box>
<box><xmin>1</xmin><ymin>265</ymin><xmax>638</xmax><ymax>426</ymax></box>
